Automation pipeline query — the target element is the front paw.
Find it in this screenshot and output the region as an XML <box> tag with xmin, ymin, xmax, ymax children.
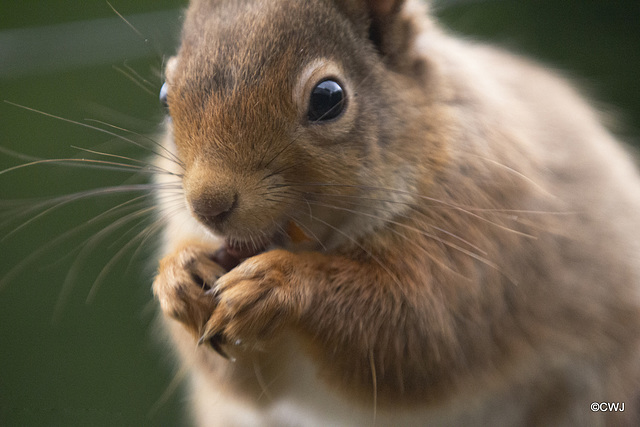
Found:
<box><xmin>153</xmin><ymin>244</ymin><xmax>226</xmax><ymax>340</ymax></box>
<box><xmin>201</xmin><ymin>249</ymin><xmax>307</xmax><ymax>352</ymax></box>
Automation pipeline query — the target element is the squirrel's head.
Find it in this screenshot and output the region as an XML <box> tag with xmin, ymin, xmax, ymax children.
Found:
<box><xmin>161</xmin><ymin>0</ymin><xmax>447</xmax><ymax>251</ymax></box>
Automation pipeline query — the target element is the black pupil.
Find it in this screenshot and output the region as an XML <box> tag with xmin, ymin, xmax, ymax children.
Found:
<box><xmin>159</xmin><ymin>82</ymin><xmax>168</xmax><ymax>108</ymax></box>
<box><xmin>308</xmin><ymin>80</ymin><xmax>345</xmax><ymax>122</ymax></box>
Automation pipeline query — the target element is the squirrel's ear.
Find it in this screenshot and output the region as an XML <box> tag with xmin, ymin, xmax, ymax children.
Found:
<box><xmin>337</xmin><ymin>0</ymin><xmax>430</xmax><ymax>69</ymax></box>
<box><xmin>366</xmin><ymin>0</ymin><xmax>405</xmax><ymax>19</ymax></box>
<box><xmin>364</xmin><ymin>0</ymin><xmax>405</xmax><ymax>51</ymax></box>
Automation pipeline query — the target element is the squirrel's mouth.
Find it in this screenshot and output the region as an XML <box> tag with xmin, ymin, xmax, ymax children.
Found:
<box><xmin>210</xmin><ymin>236</ymin><xmax>270</xmax><ymax>272</ymax></box>
<box><xmin>211</xmin><ymin>220</ymin><xmax>311</xmax><ymax>271</ymax></box>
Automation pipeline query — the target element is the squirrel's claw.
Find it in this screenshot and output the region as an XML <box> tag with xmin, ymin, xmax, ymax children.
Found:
<box><xmin>199</xmin><ymin>332</ymin><xmax>230</xmax><ymax>360</ymax></box>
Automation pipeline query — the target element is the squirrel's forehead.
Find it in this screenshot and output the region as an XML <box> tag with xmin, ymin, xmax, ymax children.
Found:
<box><xmin>171</xmin><ymin>44</ymin><xmax>301</xmax><ymax>102</ymax></box>
<box><xmin>168</xmin><ymin>0</ymin><xmax>362</xmax><ymax>106</ymax></box>
<box><xmin>179</xmin><ymin>0</ymin><xmax>351</xmax><ymax>61</ymax></box>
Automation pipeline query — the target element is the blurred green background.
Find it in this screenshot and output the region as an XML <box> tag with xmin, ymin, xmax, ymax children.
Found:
<box><xmin>1</xmin><ymin>0</ymin><xmax>639</xmax><ymax>425</ymax></box>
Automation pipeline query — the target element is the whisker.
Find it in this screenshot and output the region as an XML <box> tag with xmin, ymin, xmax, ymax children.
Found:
<box><xmin>69</xmin><ymin>145</ymin><xmax>178</xmax><ymax>176</ymax></box>
<box><xmin>261</xmin><ymin>163</ymin><xmax>297</xmax><ymax>182</ymax></box>
<box><xmin>105</xmin><ymin>208</ymin><xmax>159</xmax><ymax>252</ymax></box>
<box><xmin>54</xmin><ymin>201</ymin><xmax>156</xmax><ymax>320</ymax></box>
<box><xmin>0</xmin><ymin>199</ymin><xmax>147</xmax><ymax>293</ymax></box>
<box><xmin>107</xmin><ymin>1</ymin><xmax>146</xmax><ymax>40</ymax></box>
<box><xmin>306</xmin><ymin>193</ymin><xmax>490</xmax><ymax>254</ymax></box>
<box><xmin>276</xmin><ymin>193</ymin><xmax>489</xmax><ymax>256</ymax></box>
<box><xmin>106</xmin><ymin>1</ymin><xmax>164</xmax><ymax>59</ymax></box>
<box><xmin>113</xmin><ymin>64</ymin><xmax>157</xmax><ymax>97</ymax></box>
<box><xmin>272</xmin><ymin>194</ymin><xmax>513</xmax><ymax>284</ymax></box>
<box><xmin>86</xmin><ymin>206</ymin><xmax>159</xmax><ymax>304</ymax></box>
<box><xmin>88</xmin><ymin>194</ymin><xmax>152</xmax><ymax>226</ymax></box>
<box><xmin>369</xmin><ymin>349</ymin><xmax>378</xmax><ymax>426</ymax></box>
<box><xmin>147</xmin><ymin>364</ymin><xmax>190</xmax><ymax>419</ymax></box>
<box><xmin>4</xmin><ymin>101</ymin><xmax>181</xmax><ymax>168</ymax></box>
<box><xmin>306</xmin><ymin>214</ymin><xmax>415</xmax><ymax>304</ymax></box>
<box><xmin>291</xmin><ymin>188</ymin><xmax>565</xmax><ymax>216</ymax></box>
<box><xmin>1</xmin><ymin>183</ymin><xmax>176</xmax><ymax>242</ymax></box>
<box><xmin>0</xmin><ymin>158</ymin><xmax>158</xmax><ymax>176</ymax></box>
<box><xmin>261</xmin><ymin>136</ymin><xmax>298</xmax><ymax>170</ymax></box>
<box><xmin>84</xmin><ymin>119</ymin><xmax>184</xmax><ymax>169</ymax></box>
<box><xmin>304</xmin><ymin>189</ymin><xmax>566</xmax><ymax>241</ymax></box>
<box><xmin>0</xmin><ymin>157</ymin><xmax>148</xmax><ymax>177</ymax></box>
<box><xmin>123</xmin><ymin>217</ymin><xmax>170</xmax><ymax>276</ymax></box>
<box><xmin>284</xmin><ymin>182</ymin><xmax>537</xmax><ymax>239</ymax></box>
<box><xmin>252</xmin><ymin>358</ymin><xmax>274</xmax><ymax>401</ymax></box>
<box><xmin>0</xmin><ymin>227</ymin><xmax>79</xmax><ymax>292</ymax></box>
<box><xmin>122</xmin><ymin>61</ymin><xmax>157</xmax><ymax>92</ymax></box>
<box><xmin>0</xmin><ymin>145</ymin><xmax>47</xmax><ymax>163</ymax></box>
<box><xmin>463</xmin><ymin>153</ymin><xmax>557</xmax><ymax>199</ymax></box>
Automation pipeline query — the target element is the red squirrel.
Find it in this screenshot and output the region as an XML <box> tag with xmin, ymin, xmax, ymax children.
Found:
<box><xmin>152</xmin><ymin>0</ymin><xmax>640</xmax><ymax>424</ymax></box>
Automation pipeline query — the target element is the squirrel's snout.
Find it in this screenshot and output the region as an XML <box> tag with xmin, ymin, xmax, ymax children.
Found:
<box><xmin>190</xmin><ymin>192</ymin><xmax>238</xmax><ymax>228</ymax></box>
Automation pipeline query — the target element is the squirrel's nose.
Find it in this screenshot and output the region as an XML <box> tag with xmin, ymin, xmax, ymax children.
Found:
<box><xmin>190</xmin><ymin>192</ymin><xmax>237</xmax><ymax>226</ymax></box>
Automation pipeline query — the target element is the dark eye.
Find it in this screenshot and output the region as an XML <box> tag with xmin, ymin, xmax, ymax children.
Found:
<box><xmin>159</xmin><ymin>82</ymin><xmax>169</xmax><ymax>108</ymax></box>
<box><xmin>308</xmin><ymin>80</ymin><xmax>345</xmax><ymax>122</ymax></box>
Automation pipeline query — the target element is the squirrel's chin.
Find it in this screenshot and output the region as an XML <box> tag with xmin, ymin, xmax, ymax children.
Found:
<box><xmin>224</xmin><ymin>237</ymin><xmax>270</xmax><ymax>260</ymax></box>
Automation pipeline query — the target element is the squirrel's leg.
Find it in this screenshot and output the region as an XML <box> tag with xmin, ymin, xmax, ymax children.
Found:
<box><xmin>154</xmin><ymin>244</ymin><xmax>453</xmax><ymax>400</ymax></box>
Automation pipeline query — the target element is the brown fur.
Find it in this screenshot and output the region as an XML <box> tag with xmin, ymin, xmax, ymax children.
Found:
<box><xmin>152</xmin><ymin>0</ymin><xmax>640</xmax><ymax>425</ymax></box>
